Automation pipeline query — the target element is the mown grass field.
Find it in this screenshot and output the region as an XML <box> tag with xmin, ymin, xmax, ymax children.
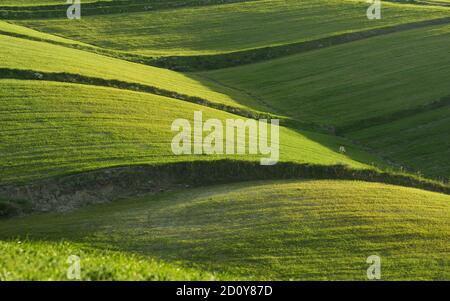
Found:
<box><xmin>0</xmin><ymin>79</ymin><xmax>384</xmax><ymax>182</ymax></box>
<box><xmin>0</xmin><ymin>20</ymin><xmax>93</xmax><ymax>46</ymax></box>
<box><xmin>0</xmin><ymin>240</ymin><xmax>225</xmax><ymax>280</ymax></box>
<box><xmin>202</xmin><ymin>23</ymin><xmax>450</xmax><ymax>127</ymax></box>
<box><xmin>0</xmin><ymin>34</ymin><xmax>259</xmax><ymax>110</ymax></box>
<box><xmin>349</xmin><ymin>106</ymin><xmax>450</xmax><ymax>178</ymax></box>
<box><xmin>0</xmin><ymin>180</ymin><xmax>448</xmax><ymax>280</ymax></box>
<box><xmin>11</xmin><ymin>0</ymin><xmax>450</xmax><ymax>55</ymax></box>
<box><xmin>0</xmin><ymin>0</ymin><xmax>449</xmax><ymax>281</ymax></box>
<box><xmin>202</xmin><ymin>23</ymin><xmax>450</xmax><ymax>177</ymax></box>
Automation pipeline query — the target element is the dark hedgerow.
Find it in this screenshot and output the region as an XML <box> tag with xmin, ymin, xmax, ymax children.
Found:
<box><xmin>0</xmin><ymin>160</ymin><xmax>448</xmax><ymax>217</ymax></box>
<box><xmin>0</xmin><ymin>68</ymin><xmax>327</xmax><ymax>133</ymax></box>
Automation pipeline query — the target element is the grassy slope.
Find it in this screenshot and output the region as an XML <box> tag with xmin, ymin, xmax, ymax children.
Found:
<box><xmin>0</xmin><ymin>34</ymin><xmax>260</xmax><ymax>110</ymax></box>
<box><xmin>0</xmin><ymin>20</ymin><xmax>94</xmax><ymax>46</ymax></box>
<box><xmin>0</xmin><ymin>180</ymin><xmax>448</xmax><ymax>280</ymax></box>
<box><xmin>202</xmin><ymin>23</ymin><xmax>450</xmax><ymax>126</ymax></box>
<box><xmin>0</xmin><ymin>0</ymin><xmax>448</xmax><ymax>283</ymax></box>
<box><xmin>0</xmin><ymin>240</ymin><xmax>225</xmax><ymax>280</ymax></box>
<box><xmin>0</xmin><ymin>79</ymin><xmax>383</xmax><ymax>183</ymax></box>
<box><xmin>11</xmin><ymin>0</ymin><xmax>450</xmax><ymax>56</ymax></box>
<box><xmin>202</xmin><ymin>24</ymin><xmax>450</xmax><ymax>177</ymax></box>
<box><xmin>349</xmin><ymin>106</ymin><xmax>450</xmax><ymax>178</ymax></box>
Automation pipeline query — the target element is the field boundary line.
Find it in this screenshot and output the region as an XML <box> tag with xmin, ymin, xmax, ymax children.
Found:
<box><xmin>0</xmin><ymin>68</ymin><xmax>329</xmax><ymax>132</ymax></box>
<box><xmin>0</xmin><ymin>67</ymin><xmax>270</xmax><ymax>117</ymax></box>
<box><xmin>1</xmin><ymin>160</ymin><xmax>448</xmax><ymax>216</ymax></box>
<box><xmin>151</xmin><ymin>16</ymin><xmax>450</xmax><ymax>71</ymax></box>
<box><xmin>3</xmin><ymin>15</ymin><xmax>450</xmax><ymax>72</ymax></box>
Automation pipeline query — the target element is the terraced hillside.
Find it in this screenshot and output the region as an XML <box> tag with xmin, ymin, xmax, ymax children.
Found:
<box><xmin>0</xmin><ymin>0</ymin><xmax>449</xmax><ymax>281</ymax></box>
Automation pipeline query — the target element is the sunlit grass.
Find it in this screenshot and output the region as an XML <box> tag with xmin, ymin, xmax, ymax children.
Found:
<box><xmin>0</xmin><ymin>240</ymin><xmax>226</xmax><ymax>280</ymax></box>
<box><xmin>0</xmin><ymin>79</ymin><xmax>383</xmax><ymax>182</ymax></box>
<box><xmin>202</xmin><ymin>23</ymin><xmax>450</xmax><ymax>177</ymax></box>
<box><xmin>1</xmin><ymin>180</ymin><xmax>448</xmax><ymax>280</ymax></box>
<box><xmin>12</xmin><ymin>0</ymin><xmax>450</xmax><ymax>55</ymax></box>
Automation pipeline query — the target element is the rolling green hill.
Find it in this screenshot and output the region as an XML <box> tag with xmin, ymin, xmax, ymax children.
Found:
<box><xmin>0</xmin><ymin>79</ymin><xmax>383</xmax><ymax>183</ymax></box>
<box><xmin>0</xmin><ymin>0</ymin><xmax>449</xmax><ymax>281</ymax></box>
<box><xmin>0</xmin><ymin>34</ymin><xmax>258</xmax><ymax>110</ymax></box>
<box><xmin>0</xmin><ymin>20</ymin><xmax>94</xmax><ymax>46</ymax></box>
<box><xmin>349</xmin><ymin>106</ymin><xmax>450</xmax><ymax>178</ymax></box>
<box><xmin>202</xmin><ymin>23</ymin><xmax>450</xmax><ymax>177</ymax></box>
<box><xmin>0</xmin><ymin>180</ymin><xmax>448</xmax><ymax>280</ymax></box>
<box><xmin>0</xmin><ymin>240</ymin><xmax>225</xmax><ymax>280</ymax></box>
<box><xmin>202</xmin><ymin>23</ymin><xmax>450</xmax><ymax>127</ymax></box>
<box><xmin>10</xmin><ymin>0</ymin><xmax>450</xmax><ymax>56</ymax></box>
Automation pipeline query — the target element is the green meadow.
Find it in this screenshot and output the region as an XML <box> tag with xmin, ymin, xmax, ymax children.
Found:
<box><xmin>0</xmin><ymin>0</ymin><xmax>449</xmax><ymax>280</ymax></box>
<box><xmin>202</xmin><ymin>23</ymin><xmax>450</xmax><ymax>177</ymax></box>
<box><xmin>0</xmin><ymin>34</ymin><xmax>256</xmax><ymax>109</ymax></box>
<box><xmin>0</xmin><ymin>180</ymin><xmax>449</xmax><ymax>280</ymax></box>
<box><xmin>0</xmin><ymin>240</ymin><xmax>224</xmax><ymax>280</ymax></box>
<box><xmin>349</xmin><ymin>106</ymin><xmax>450</xmax><ymax>178</ymax></box>
<box><xmin>0</xmin><ymin>79</ymin><xmax>381</xmax><ymax>182</ymax></box>
<box><xmin>202</xmin><ymin>23</ymin><xmax>450</xmax><ymax>126</ymax></box>
<box><xmin>12</xmin><ymin>0</ymin><xmax>450</xmax><ymax>55</ymax></box>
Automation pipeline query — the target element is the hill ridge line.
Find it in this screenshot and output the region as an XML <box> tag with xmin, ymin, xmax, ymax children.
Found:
<box><xmin>160</xmin><ymin>16</ymin><xmax>450</xmax><ymax>71</ymax></box>
<box><xmin>0</xmin><ymin>68</ymin><xmax>329</xmax><ymax>130</ymax></box>
<box><xmin>1</xmin><ymin>160</ymin><xmax>448</xmax><ymax>216</ymax></box>
<box><xmin>3</xmin><ymin>66</ymin><xmax>448</xmax><ymax>136</ymax></box>
<box><xmin>0</xmin><ymin>68</ymin><xmax>334</xmax><ymax>133</ymax></box>
<box><xmin>0</xmin><ymin>68</ymin><xmax>268</xmax><ymax>118</ymax></box>
<box><xmin>3</xmin><ymin>15</ymin><xmax>450</xmax><ymax>72</ymax></box>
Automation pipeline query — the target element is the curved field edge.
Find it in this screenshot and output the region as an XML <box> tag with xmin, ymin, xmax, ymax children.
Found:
<box><xmin>0</xmin><ymin>20</ymin><xmax>95</xmax><ymax>47</ymax></box>
<box><xmin>1</xmin><ymin>160</ymin><xmax>448</xmax><ymax>217</ymax></box>
<box><xmin>4</xmin><ymin>15</ymin><xmax>450</xmax><ymax>72</ymax></box>
<box><xmin>0</xmin><ymin>79</ymin><xmax>388</xmax><ymax>182</ymax></box>
<box><xmin>1</xmin><ymin>179</ymin><xmax>449</xmax><ymax>280</ymax></box>
<box><xmin>0</xmin><ymin>34</ymin><xmax>262</xmax><ymax>112</ymax></box>
<box><xmin>6</xmin><ymin>1</ymin><xmax>449</xmax><ymax>71</ymax></box>
<box><xmin>0</xmin><ymin>68</ymin><xmax>283</xmax><ymax>124</ymax></box>
<box><xmin>201</xmin><ymin>23</ymin><xmax>450</xmax><ymax>127</ymax></box>
<box><xmin>149</xmin><ymin>16</ymin><xmax>450</xmax><ymax>71</ymax></box>
<box><xmin>200</xmin><ymin>23</ymin><xmax>450</xmax><ymax>178</ymax></box>
<box><xmin>0</xmin><ymin>240</ymin><xmax>229</xmax><ymax>280</ymax></box>
<box><xmin>12</xmin><ymin>0</ymin><xmax>450</xmax><ymax>55</ymax></box>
